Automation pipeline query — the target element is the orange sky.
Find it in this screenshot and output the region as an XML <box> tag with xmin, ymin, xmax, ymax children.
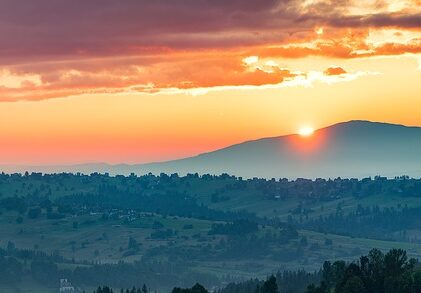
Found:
<box><xmin>0</xmin><ymin>0</ymin><xmax>420</xmax><ymax>165</ymax></box>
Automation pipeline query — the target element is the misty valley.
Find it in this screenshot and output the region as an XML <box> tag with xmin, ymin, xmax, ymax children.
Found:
<box><xmin>1</xmin><ymin>172</ymin><xmax>421</xmax><ymax>292</ymax></box>
<box><xmin>2</xmin><ymin>0</ymin><xmax>421</xmax><ymax>291</ymax></box>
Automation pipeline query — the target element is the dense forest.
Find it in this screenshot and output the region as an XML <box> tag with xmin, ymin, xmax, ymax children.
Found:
<box><xmin>306</xmin><ymin>248</ymin><xmax>421</xmax><ymax>293</ymax></box>
<box><xmin>1</xmin><ymin>172</ymin><xmax>421</xmax><ymax>205</ymax></box>
<box><xmin>216</xmin><ymin>249</ymin><xmax>421</xmax><ymax>293</ymax></box>
<box><xmin>89</xmin><ymin>248</ymin><xmax>421</xmax><ymax>293</ymax></box>
<box><xmin>304</xmin><ymin>205</ymin><xmax>421</xmax><ymax>242</ymax></box>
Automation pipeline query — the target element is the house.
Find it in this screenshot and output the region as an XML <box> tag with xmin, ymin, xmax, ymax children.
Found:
<box><xmin>59</xmin><ymin>279</ymin><xmax>75</xmax><ymax>293</ymax></box>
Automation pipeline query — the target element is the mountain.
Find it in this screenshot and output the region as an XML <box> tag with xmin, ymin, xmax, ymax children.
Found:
<box><xmin>137</xmin><ymin>120</ymin><xmax>421</xmax><ymax>178</ymax></box>
<box><xmin>2</xmin><ymin>121</ymin><xmax>421</xmax><ymax>178</ymax></box>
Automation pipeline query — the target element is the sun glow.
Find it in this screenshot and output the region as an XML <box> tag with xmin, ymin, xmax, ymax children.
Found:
<box><xmin>298</xmin><ymin>126</ymin><xmax>314</xmax><ymax>136</ymax></box>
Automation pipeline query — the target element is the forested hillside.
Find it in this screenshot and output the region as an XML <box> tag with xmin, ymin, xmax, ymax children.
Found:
<box><xmin>0</xmin><ymin>172</ymin><xmax>421</xmax><ymax>292</ymax></box>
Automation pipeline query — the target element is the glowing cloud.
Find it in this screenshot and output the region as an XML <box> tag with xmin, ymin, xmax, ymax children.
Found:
<box><xmin>0</xmin><ymin>0</ymin><xmax>419</xmax><ymax>101</ymax></box>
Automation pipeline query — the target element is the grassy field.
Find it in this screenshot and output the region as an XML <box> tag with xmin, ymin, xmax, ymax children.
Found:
<box><xmin>1</xmin><ymin>174</ymin><xmax>421</xmax><ymax>291</ymax></box>
<box><xmin>207</xmin><ymin>191</ymin><xmax>421</xmax><ymax>221</ymax></box>
<box><xmin>0</xmin><ymin>210</ymin><xmax>216</xmax><ymax>263</ymax></box>
<box><xmin>2</xmin><ymin>208</ymin><xmax>420</xmax><ymax>278</ymax></box>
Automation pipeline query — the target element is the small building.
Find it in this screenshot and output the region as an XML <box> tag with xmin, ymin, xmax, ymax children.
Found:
<box><xmin>59</xmin><ymin>279</ymin><xmax>75</xmax><ymax>293</ymax></box>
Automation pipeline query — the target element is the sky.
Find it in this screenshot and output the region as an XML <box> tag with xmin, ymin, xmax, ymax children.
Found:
<box><xmin>0</xmin><ymin>0</ymin><xmax>420</xmax><ymax>165</ymax></box>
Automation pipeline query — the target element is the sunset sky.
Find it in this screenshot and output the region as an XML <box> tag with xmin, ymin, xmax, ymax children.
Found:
<box><xmin>1</xmin><ymin>0</ymin><xmax>420</xmax><ymax>165</ymax></box>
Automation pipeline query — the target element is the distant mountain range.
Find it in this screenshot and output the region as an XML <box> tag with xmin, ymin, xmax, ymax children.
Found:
<box><xmin>3</xmin><ymin>121</ymin><xmax>421</xmax><ymax>179</ymax></box>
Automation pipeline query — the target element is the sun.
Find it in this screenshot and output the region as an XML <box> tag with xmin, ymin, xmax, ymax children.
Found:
<box><xmin>298</xmin><ymin>126</ymin><xmax>314</xmax><ymax>137</ymax></box>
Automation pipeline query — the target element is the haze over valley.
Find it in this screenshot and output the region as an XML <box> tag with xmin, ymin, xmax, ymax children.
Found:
<box><xmin>1</xmin><ymin>0</ymin><xmax>421</xmax><ymax>292</ymax></box>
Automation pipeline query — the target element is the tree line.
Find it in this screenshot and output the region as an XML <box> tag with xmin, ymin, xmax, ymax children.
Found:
<box><xmin>304</xmin><ymin>204</ymin><xmax>421</xmax><ymax>242</ymax></box>
<box><xmin>306</xmin><ymin>248</ymin><xmax>421</xmax><ymax>293</ymax></box>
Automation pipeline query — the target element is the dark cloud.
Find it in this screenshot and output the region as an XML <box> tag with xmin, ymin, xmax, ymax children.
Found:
<box><xmin>0</xmin><ymin>0</ymin><xmax>291</xmax><ymax>63</ymax></box>
<box><xmin>0</xmin><ymin>0</ymin><xmax>420</xmax><ymax>101</ymax></box>
<box><xmin>323</xmin><ymin>13</ymin><xmax>421</xmax><ymax>28</ymax></box>
<box><xmin>0</xmin><ymin>0</ymin><xmax>419</xmax><ymax>64</ymax></box>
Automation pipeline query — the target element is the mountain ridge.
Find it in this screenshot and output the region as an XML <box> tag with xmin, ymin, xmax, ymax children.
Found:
<box><xmin>2</xmin><ymin>120</ymin><xmax>421</xmax><ymax>179</ymax></box>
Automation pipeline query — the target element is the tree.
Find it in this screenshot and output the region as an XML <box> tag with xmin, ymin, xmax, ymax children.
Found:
<box><xmin>191</xmin><ymin>283</ymin><xmax>208</xmax><ymax>293</ymax></box>
<box><xmin>300</xmin><ymin>236</ymin><xmax>308</xmax><ymax>246</ymax></box>
<box><xmin>384</xmin><ymin>249</ymin><xmax>411</xmax><ymax>293</ymax></box>
<box><xmin>366</xmin><ymin>249</ymin><xmax>385</xmax><ymax>293</ymax></box>
<box><xmin>28</xmin><ymin>207</ymin><xmax>42</xmax><ymax>219</ymax></box>
<box><xmin>94</xmin><ymin>287</ymin><xmax>114</xmax><ymax>293</ymax></box>
<box><xmin>305</xmin><ymin>249</ymin><xmax>421</xmax><ymax>293</ymax></box>
<box><xmin>172</xmin><ymin>283</ymin><xmax>208</xmax><ymax>293</ymax></box>
<box><xmin>141</xmin><ymin>284</ymin><xmax>148</xmax><ymax>293</ymax></box>
<box><xmin>305</xmin><ymin>282</ymin><xmax>328</xmax><ymax>293</ymax></box>
<box><xmin>339</xmin><ymin>276</ymin><xmax>367</xmax><ymax>293</ymax></box>
<box><xmin>16</xmin><ymin>216</ymin><xmax>23</xmax><ymax>224</ymax></box>
<box><xmin>258</xmin><ymin>275</ymin><xmax>278</xmax><ymax>293</ymax></box>
<box><xmin>128</xmin><ymin>236</ymin><xmax>139</xmax><ymax>251</ymax></box>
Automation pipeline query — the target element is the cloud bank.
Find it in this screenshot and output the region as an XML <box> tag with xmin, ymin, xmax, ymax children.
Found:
<box><xmin>0</xmin><ymin>0</ymin><xmax>420</xmax><ymax>101</ymax></box>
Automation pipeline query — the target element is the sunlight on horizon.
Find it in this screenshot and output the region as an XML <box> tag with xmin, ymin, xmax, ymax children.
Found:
<box><xmin>298</xmin><ymin>126</ymin><xmax>315</xmax><ymax>137</ymax></box>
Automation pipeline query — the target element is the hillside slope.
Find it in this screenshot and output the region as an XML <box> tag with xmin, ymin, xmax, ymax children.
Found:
<box><xmin>138</xmin><ymin>120</ymin><xmax>421</xmax><ymax>178</ymax></box>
